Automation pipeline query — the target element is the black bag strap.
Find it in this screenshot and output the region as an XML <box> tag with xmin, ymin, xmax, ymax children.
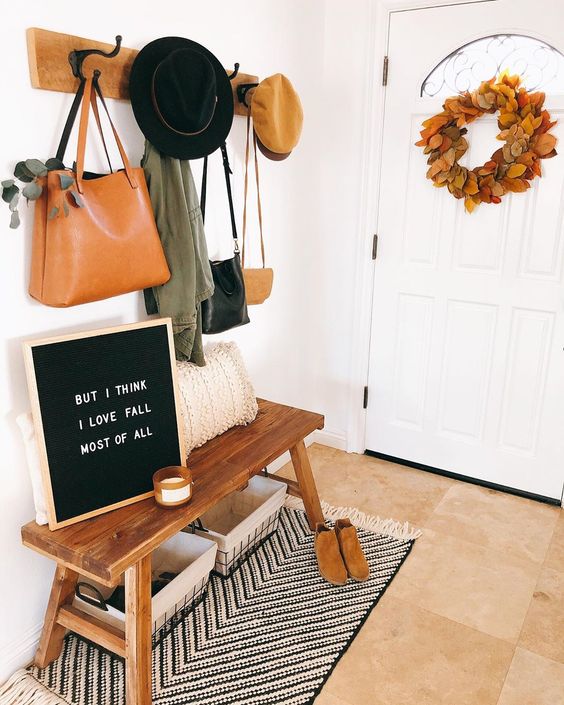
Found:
<box><xmin>55</xmin><ymin>74</ymin><xmax>113</xmax><ymax>173</ymax></box>
<box><xmin>201</xmin><ymin>143</ymin><xmax>239</xmax><ymax>253</ymax></box>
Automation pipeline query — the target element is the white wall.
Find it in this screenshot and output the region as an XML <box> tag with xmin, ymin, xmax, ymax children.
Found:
<box><xmin>0</xmin><ymin>0</ymin><xmax>337</xmax><ymax>678</ymax></box>
<box><xmin>0</xmin><ymin>0</ymin><xmax>380</xmax><ymax>679</ymax></box>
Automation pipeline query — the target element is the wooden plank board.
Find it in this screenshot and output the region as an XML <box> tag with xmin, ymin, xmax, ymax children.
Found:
<box><xmin>34</xmin><ymin>565</ymin><xmax>78</xmax><ymax>668</ymax></box>
<box><xmin>26</xmin><ymin>27</ymin><xmax>256</xmax><ymax>116</ymax></box>
<box><xmin>125</xmin><ymin>556</ymin><xmax>152</xmax><ymax>705</ymax></box>
<box><xmin>290</xmin><ymin>440</ymin><xmax>325</xmax><ymax>529</ymax></box>
<box><xmin>57</xmin><ymin>605</ymin><xmax>126</xmax><ymax>658</ymax></box>
<box><xmin>21</xmin><ymin>399</ymin><xmax>324</xmax><ymax>585</ymax></box>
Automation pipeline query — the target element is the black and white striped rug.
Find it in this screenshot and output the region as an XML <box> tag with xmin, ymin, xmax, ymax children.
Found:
<box><xmin>0</xmin><ymin>502</ymin><xmax>419</xmax><ymax>705</ymax></box>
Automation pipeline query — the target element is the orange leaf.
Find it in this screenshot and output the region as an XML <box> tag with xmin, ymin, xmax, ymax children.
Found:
<box><xmin>517</xmin><ymin>90</ymin><xmax>529</xmax><ymax>109</ymax></box>
<box><xmin>463</xmin><ymin>179</ymin><xmax>479</xmax><ymax>195</ymax></box>
<box><xmin>542</xmin><ymin>149</ymin><xmax>558</xmax><ymax>159</ymax></box>
<box><xmin>439</xmin><ymin>136</ymin><xmax>453</xmax><ymax>153</ymax></box>
<box><xmin>422</xmin><ymin>115</ymin><xmax>450</xmax><ymax>130</ymax></box>
<box><xmin>533</xmin><ymin>133</ymin><xmax>557</xmax><ymax>156</ymax></box>
<box><xmin>516</xmin><ymin>151</ymin><xmax>535</xmax><ymax>167</ymax></box>
<box><xmin>501</xmin><ymin>177</ymin><xmax>529</xmax><ymax>193</ymax></box>
<box><xmin>507</xmin><ymin>163</ymin><xmax>527</xmax><ymax>178</ymax></box>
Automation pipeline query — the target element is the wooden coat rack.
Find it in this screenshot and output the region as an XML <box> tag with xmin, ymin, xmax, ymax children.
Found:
<box><xmin>26</xmin><ymin>27</ymin><xmax>257</xmax><ymax>116</ymax></box>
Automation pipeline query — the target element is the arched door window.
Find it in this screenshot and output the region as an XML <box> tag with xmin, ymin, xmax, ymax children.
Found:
<box><xmin>421</xmin><ymin>34</ymin><xmax>564</xmax><ymax>98</ymax></box>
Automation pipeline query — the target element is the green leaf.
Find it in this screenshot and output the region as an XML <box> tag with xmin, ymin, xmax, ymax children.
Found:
<box><xmin>48</xmin><ymin>206</ymin><xmax>59</xmax><ymax>220</ymax></box>
<box><xmin>9</xmin><ymin>209</ymin><xmax>20</xmax><ymax>229</ymax></box>
<box><xmin>14</xmin><ymin>161</ymin><xmax>34</xmax><ymax>182</ymax></box>
<box><xmin>45</xmin><ymin>157</ymin><xmax>65</xmax><ymax>172</ymax></box>
<box><xmin>69</xmin><ymin>189</ymin><xmax>84</xmax><ymax>207</ymax></box>
<box><xmin>22</xmin><ymin>181</ymin><xmax>42</xmax><ymax>201</ymax></box>
<box><xmin>59</xmin><ymin>173</ymin><xmax>74</xmax><ymax>190</ymax></box>
<box><xmin>8</xmin><ymin>191</ymin><xmax>20</xmax><ymax>211</ymax></box>
<box><xmin>63</xmin><ymin>199</ymin><xmax>69</xmax><ymax>217</ymax></box>
<box><xmin>24</xmin><ymin>159</ymin><xmax>48</xmax><ymax>177</ymax></box>
<box><xmin>1</xmin><ymin>179</ymin><xmax>15</xmax><ymax>189</ymax></box>
<box><xmin>9</xmin><ymin>192</ymin><xmax>19</xmax><ymax>211</ymax></box>
<box><xmin>2</xmin><ymin>184</ymin><xmax>18</xmax><ymax>204</ymax></box>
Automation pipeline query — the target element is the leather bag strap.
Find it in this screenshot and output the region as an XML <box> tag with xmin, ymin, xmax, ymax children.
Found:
<box><xmin>75</xmin><ymin>77</ymin><xmax>137</xmax><ymax>193</ymax></box>
<box><xmin>242</xmin><ymin>114</ymin><xmax>266</xmax><ymax>268</ymax></box>
<box><xmin>56</xmin><ymin>76</ymin><xmax>113</xmax><ymax>173</ymax></box>
<box><xmin>200</xmin><ymin>144</ymin><xmax>239</xmax><ymax>252</ymax></box>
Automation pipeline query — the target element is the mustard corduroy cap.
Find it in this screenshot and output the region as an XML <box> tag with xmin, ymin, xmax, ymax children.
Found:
<box><xmin>251</xmin><ymin>74</ymin><xmax>303</xmax><ymax>161</ymax></box>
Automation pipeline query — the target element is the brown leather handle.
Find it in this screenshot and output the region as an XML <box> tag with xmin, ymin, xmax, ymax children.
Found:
<box><xmin>242</xmin><ymin>114</ymin><xmax>266</xmax><ymax>269</ymax></box>
<box><xmin>75</xmin><ymin>77</ymin><xmax>137</xmax><ymax>193</ymax></box>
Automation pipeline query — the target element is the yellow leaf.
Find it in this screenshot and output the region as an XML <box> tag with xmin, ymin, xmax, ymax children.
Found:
<box><xmin>453</xmin><ymin>171</ymin><xmax>466</xmax><ymax>189</ymax></box>
<box><xmin>498</xmin><ymin>113</ymin><xmax>518</xmax><ymax>128</ymax></box>
<box><xmin>464</xmin><ymin>197</ymin><xmax>477</xmax><ymax>213</ymax></box>
<box><xmin>507</xmin><ymin>163</ymin><xmax>527</xmax><ymax>178</ymax></box>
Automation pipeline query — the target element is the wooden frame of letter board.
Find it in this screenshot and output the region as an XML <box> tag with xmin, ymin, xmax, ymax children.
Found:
<box><xmin>23</xmin><ymin>318</ymin><xmax>186</xmax><ymax>530</ymax></box>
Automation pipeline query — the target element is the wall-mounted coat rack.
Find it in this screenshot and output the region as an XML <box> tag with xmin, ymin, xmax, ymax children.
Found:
<box><xmin>26</xmin><ymin>28</ymin><xmax>257</xmax><ymax>116</ymax></box>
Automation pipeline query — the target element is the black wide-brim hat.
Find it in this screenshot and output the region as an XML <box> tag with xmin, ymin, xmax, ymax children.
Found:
<box><xmin>129</xmin><ymin>36</ymin><xmax>234</xmax><ymax>160</ymax></box>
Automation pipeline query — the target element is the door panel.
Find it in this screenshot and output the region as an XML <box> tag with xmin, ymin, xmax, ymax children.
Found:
<box><xmin>365</xmin><ymin>0</ymin><xmax>564</xmax><ymax>499</ymax></box>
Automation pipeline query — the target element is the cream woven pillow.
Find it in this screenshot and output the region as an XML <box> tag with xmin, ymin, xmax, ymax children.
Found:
<box><xmin>176</xmin><ymin>342</ymin><xmax>258</xmax><ymax>454</ymax></box>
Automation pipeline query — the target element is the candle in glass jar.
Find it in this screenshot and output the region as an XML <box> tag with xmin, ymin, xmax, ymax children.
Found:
<box><xmin>153</xmin><ymin>466</ymin><xmax>193</xmax><ymax>507</ymax></box>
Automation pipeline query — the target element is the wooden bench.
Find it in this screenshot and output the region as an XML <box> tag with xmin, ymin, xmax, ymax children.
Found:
<box><xmin>21</xmin><ymin>399</ymin><xmax>324</xmax><ymax>705</ymax></box>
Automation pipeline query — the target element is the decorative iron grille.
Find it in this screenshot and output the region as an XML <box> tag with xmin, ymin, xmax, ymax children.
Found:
<box><xmin>421</xmin><ymin>34</ymin><xmax>564</xmax><ymax>98</ymax></box>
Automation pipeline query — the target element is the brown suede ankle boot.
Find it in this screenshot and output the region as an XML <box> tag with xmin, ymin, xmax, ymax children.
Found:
<box><xmin>335</xmin><ymin>518</ymin><xmax>370</xmax><ymax>582</ymax></box>
<box><xmin>314</xmin><ymin>523</ymin><xmax>348</xmax><ymax>586</ymax></box>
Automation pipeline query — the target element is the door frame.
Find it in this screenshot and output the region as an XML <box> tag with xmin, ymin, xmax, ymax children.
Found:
<box><xmin>346</xmin><ymin>0</ymin><xmax>564</xmax><ymax>456</ymax></box>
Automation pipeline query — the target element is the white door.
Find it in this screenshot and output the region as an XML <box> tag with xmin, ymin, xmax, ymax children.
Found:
<box><xmin>366</xmin><ymin>0</ymin><xmax>564</xmax><ymax>500</ymax></box>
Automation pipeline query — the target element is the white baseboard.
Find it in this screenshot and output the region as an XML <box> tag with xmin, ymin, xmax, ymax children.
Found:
<box><xmin>0</xmin><ymin>622</ymin><xmax>42</xmax><ymax>685</ymax></box>
<box><xmin>311</xmin><ymin>429</ymin><xmax>347</xmax><ymax>451</ymax></box>
<box><xmin>267</xmin><ymin>430</ymin><xmax>348</xmax><ymax>477</ymax></box>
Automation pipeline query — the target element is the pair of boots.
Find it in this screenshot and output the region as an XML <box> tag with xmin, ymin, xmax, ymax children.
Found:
<box><xmin>314</xmin><ymin>518</ymin><xmax>370</xmax><ymax>585</ymax></box>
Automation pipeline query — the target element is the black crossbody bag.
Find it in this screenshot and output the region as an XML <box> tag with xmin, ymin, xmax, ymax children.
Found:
<box><xmin>200</xmin><ymin>144</ymin><xmax>250</xmax><ymax>334</ymax></box>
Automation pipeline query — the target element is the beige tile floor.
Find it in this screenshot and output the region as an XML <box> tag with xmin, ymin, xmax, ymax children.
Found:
<box><xmin>277</xmin><ymin>444</ymin><xmax>564</xmax><ymax>705</ymax></box>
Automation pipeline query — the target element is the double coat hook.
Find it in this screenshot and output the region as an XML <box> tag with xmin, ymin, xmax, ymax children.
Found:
<box><xmin>68</xmin><ymin>35</ymin><xmax>122</xmax><ymax>80</ymax></box>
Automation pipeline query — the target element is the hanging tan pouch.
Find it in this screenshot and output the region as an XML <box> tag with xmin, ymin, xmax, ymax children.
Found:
<box><xmin>242</xmin><ymin>114</ymin><xmax>273</xmax><ymax>305</ymax></box>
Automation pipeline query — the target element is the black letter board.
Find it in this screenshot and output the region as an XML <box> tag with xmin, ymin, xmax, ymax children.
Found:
<box><xmin>23</xmin><ymin>319</ymin><xmax>185</xmax><ymax>529</ymax></box>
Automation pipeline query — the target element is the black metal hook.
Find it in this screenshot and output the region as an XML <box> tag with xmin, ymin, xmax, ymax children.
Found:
<box><xmin>68</xmin><ymin>35</ymin><xmax>122</xmax><ymax>81</ymax></box>
<box><xmin>228</xmin><ymin>63</ymin><xmax>240</xmax><ymax>81</ymax></box>
<box><xmin>236</xmin><ymin>82</ymin><xmax>259</xmax><ymax>108</ymax></box>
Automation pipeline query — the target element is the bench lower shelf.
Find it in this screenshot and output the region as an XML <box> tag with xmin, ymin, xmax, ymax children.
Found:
<box><xmin>23</xmin><ymin>399</ymin><xmax>325</xmax><ymax>705</ymax></box>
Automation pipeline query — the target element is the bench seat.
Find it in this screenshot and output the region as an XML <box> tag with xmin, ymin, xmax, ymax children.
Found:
<box><xmin>21</xmin><ymin>399</ymin><xmax>324</xmax><ymax>586</ymax></box>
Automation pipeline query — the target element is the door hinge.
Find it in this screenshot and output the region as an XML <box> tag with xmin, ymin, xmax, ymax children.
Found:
<box><xmin>363</xmin><ymin>385</ymin><xmax>369</xmax><ymax>409</ymax></box>
<box><xmin>372</xmin><ymin>233</ymin><xmax>378</xmax><ymax>260</ymax></box>
<box><xmin>382</xmin><ymin>56</ymin><xmax>389</xmax><ymax>86</ymax></box>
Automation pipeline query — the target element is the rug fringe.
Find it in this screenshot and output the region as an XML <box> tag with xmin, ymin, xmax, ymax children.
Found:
<box><xmin>0</xmin><ymin>670</ymin><xmax>66</xmax><ymax>705</ymax></box>
<box><xmin>284</xmin><ymin>496</ymin><xmax>422</xmax><ymax>540</ymax></box>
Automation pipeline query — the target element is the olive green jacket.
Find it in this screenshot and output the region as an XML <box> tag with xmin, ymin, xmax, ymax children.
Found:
<box><xmin>142</xmin><ymin>141</ymin><xmax>214</xmax><ymax>366</ymax></box>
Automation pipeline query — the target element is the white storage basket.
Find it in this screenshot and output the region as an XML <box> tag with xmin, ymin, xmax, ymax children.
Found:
<box><xmin>74</xmin><ymin>532</ymin><xmax>217</xmax><ymax>642</ymax></box>
<box><xmin>187</xmin><ymin>475</ymin><xmax>287</xmax><ymax>577</ymax></box>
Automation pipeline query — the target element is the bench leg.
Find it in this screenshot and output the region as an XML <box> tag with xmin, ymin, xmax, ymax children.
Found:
<box><xmin>35</xmin><ymin>565</ymin><xmax>78</xmax><ymax>668</ymax></box>
<box><xmin>125</xmin><ymin>554</ymin><xmax>152</xmax><ymax>705</ymax></box>
<box><xmin>290</xmin><ymin>440</ymin><xmax>324</xmax><ymax>530</ymax></box>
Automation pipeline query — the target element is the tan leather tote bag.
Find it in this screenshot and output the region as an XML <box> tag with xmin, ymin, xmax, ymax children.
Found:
<box><xmin>29</xmin><ymin>76</ymin><xmax>170</xmax><ymax>307</ymax></box>
<box><xmin>242</xmin><ymin>115</ymin><xmax>273</xmax><ymax>305</ymax></box>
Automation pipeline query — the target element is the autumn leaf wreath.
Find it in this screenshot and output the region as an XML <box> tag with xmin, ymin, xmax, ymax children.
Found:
<box><xmin>415</xmin><ymin>71</ymin><xmax>558</xmax><ymax>213</ymax></box>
